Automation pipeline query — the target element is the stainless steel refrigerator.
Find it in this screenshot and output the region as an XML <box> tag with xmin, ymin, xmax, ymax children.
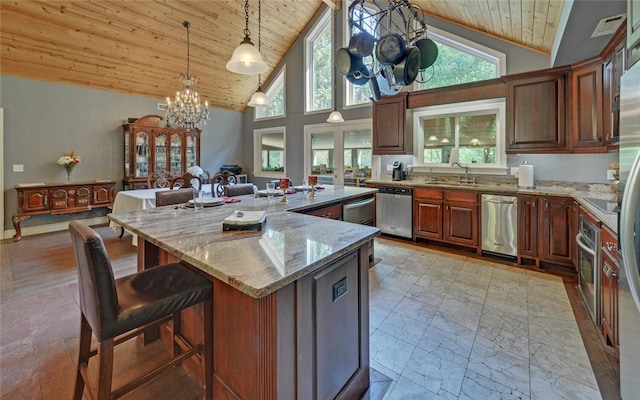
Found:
<box><xmin>619</xmin><ymin>58</ymin><xmax>640</xmax><ymax>399</ymax></box>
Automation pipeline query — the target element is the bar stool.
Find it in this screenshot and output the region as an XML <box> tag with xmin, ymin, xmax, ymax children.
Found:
<box><xmin>69</xmin><ymin>221</ymin><xmax>213</xmax><ymax>400</ymax></box>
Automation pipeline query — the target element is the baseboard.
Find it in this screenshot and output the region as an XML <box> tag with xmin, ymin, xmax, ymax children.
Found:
<box><xmin>3</xmin><ymin>216</ymin><xmax>109</xmax><ymax>240</ymax></box>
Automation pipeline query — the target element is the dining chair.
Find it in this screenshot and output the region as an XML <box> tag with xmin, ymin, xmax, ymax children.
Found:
<box><xmin>212</xmin><ymin>171</ymin><xmax>237</xmax><ymax>197</ymax></box>
<box><xmin>223</xmin><ymin>184</ymin><xmax>257</xmax><ymax>197</ymax></box>
<box><xmin>155</xmin><ymin>188</ymin><xmax>195</xmax><ymax>206</ymax></box>
<box><xmin>69</xmin><ymin>221</ymin><xmax>213</xmax><ymax>400</ymax></box>
<box><xmin>147</xmin><ymin>169</ymin><xmax>173</xmax><ymax>189</ymax></box>
<box><xmin>171</xmin><ymin>172</ymin><xmax>203</xmax><ymax>190</ymax></box>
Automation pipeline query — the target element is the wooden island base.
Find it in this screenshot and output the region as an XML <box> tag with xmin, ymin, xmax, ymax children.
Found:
<box><xmin>140</xmin><ymin>238</ymin><xmax>371</xmax><ymax>399</ymax></box>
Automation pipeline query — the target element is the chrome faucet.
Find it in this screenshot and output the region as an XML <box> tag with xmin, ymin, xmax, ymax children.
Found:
<box><xmin>451</xmin><ymin>162</ymin><xmax>475</xmax><ymax>184</ymax></box>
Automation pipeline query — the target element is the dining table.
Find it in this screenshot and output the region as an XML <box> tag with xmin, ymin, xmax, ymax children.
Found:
<box><xmin>110</xmin><ymin>184</ymin><xmax>213</xmax><ymax>243</ymax></box>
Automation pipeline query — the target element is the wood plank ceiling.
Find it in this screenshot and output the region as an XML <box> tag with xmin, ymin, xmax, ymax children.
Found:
<box><xmin>1</xmin><ymin>0</ymin><xmax>563</xmax><ymax>113</ymax></box>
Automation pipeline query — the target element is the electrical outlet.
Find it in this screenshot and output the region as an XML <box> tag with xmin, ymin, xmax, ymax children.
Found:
<box><xmin>510</xmin><ymin>167</ymin><xmax>519</xmax><ymax>177</ymax></box>
<box><xmin>12</xmin><ymin>164</ymin><xmax>24</xmax><ymax>172</ymax></box>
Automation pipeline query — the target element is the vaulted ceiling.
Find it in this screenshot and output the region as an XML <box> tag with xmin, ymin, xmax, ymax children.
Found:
<box><xmin>0</xmin><ymin>1</ymin><xmax>614</xmax><ymax>113</ymax></box>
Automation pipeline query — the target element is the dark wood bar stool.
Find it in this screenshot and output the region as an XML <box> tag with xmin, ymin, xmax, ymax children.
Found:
<box><xmin>69</xmin><ymin>221</ymin><xmax>213</xmax><ymax>400</ymax></box>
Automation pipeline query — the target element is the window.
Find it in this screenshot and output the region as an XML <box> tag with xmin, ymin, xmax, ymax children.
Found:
<box><xmin>254</xmin><ymin>127</ymin><xmax>286</xmax><ymax>177</ymax></box>
<box><xmin>414</xmin><ymin>99</ymin><xmax>506</xmax><ymax>171</ymax></box>
<box><xmin>305</xmin><ymin>9</ymin><xmax>332</xmax><ymax>113</ymax></box>
<box><xmin>345</xmin><ymin>6</ymin><xmax>376</xmax><ymax>107</ymax></box>
<box><xmin>255</xmin><ymin>67</ymin><xmax>286</xmax><ymax>120</ymax></box>
<box><xmin>416</xmin><ymin>26</ymin><xmax>505</xmax><ymax>90</ymax></box>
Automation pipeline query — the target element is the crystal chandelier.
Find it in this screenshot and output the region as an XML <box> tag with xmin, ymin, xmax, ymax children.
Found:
<box><xmin>166</xmin><ymin>21</ymin><xmax>210</xmax><ymax>130</ymax></box>
<box><xmin>248</xmin><ymin>0</ymin><xmax>271</xmax><ymax>107</ymax></box>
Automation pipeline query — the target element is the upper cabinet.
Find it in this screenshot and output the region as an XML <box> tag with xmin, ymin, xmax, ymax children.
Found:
<box><xmin>505</xmin><ymin>69</ymin><xmax>569</xmax><ymax>153</ymax></box>
<box><xmin>372</xmin><ymin>93</ymin><xmax>412</xmax><ymax>155</ymax></box>
<box><xmin>628</xmin><ymin>0</ymin><xmax>640</xmax><ymax>67</ymax></box>
<box><xmin>570</xmin><ymin>58</ymin><xmax>605</xmax><ymax>151</ymax></box>
<box><xmin>122</xmin><ymin>115</ymin><xmax>200</xmax><ymax>189</ymax></box>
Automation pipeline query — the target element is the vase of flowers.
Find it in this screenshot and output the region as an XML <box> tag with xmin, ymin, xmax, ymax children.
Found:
<box><xmin>57</xmin><ymin>151</ymin><xmax>81</xmax><ymax>181</ymax></box>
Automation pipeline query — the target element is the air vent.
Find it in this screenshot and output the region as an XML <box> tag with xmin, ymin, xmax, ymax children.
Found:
<box><xmin>157</xmin><ymin>103</ymin><xmax>168</xmax><ymax>111</ymax></box>
<box><xmin>591</xmin><ymin>14</ymin><xmax>626</xmax><ymax>38</ymax></box>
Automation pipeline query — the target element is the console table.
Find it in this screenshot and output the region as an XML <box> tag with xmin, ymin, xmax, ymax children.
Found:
<box><xmin>13</xmin><ymin>181</ymin><xmax>116</xmax><ymax>241</ymax></box>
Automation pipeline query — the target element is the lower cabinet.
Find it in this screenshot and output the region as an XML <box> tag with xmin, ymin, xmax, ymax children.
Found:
<box><xmin>413</xmin><ymin>188</ymin><xmax>478</xmax><ymax>250</ymax></box>
<box><xmin>600</xmin><ymin>224</ymin><xmax>619</xmax><ymax>349</ymax></box>
<box><xmin>518</xmin><ymin>195</ymin><xmax>576</xmax><ymax>268</ymax></box>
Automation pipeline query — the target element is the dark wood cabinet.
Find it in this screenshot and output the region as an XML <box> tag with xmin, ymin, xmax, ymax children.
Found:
<box><xmin>13</xmin><ymin>181</ymin><xmax>116</xmax><ymax>241</ymax></box>
<box><xmin>570</xmin><ymin>59</ymin><xmax>605</xmax><ymax>151</ymax></box>
<box><xmin>304</xmin><ymin>203</ymin><xmax>343</xmax><ymax>220</ymax></box>
<box><xmin>600</xmin><ymin>224</ymin><xmax>619</xmax><ymax>349</ymax></box>
<box><xmin>506</xmin><ymin>70</ymin><xmax>568</xmax><ymax>153</ymax></box>
<box><xmin>413</xmin><ymin>188</ymin><xmax>443</xmax><ymax>240</ymax></box>
<box><xmin>413</xmin><ymin>188</ymin><xmax>478</xmax><ymax>250</ymax></box>
<box><xmin>603</xmin><ymin>28</ymin><xmax>626</xmax><ymax>148</ymax></box>
<box><xmin>541</xmin><ymin>196</ymin><xmax>576</xmax><ymax>268</ymax></box>
<box><xmin>443</xmin><ymin>190</ymin><xmax>478</xmax><ymax>247</ymax></box>
<box><xmin>518</xmin><ymin>195</ymin><xmax>540</xmax><ymax>264</ymax></box>
<box><xmin>122</xmin><ymin>115</ymin><xmax>200</xmax><ymax>189</ymax></box>
<box><xmin>372</xmin><ymin>92</ymin><xmax>412</xmax><ymax>155</ymax></box>
<box><xmin>628</xmin><ymin>0</ymin><xmax>640</xmax><ymax>67</ymax></box>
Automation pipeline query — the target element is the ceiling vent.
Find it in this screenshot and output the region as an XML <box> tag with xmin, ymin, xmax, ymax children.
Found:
<box><xmin>591</xmin><ymin>14</ymin><xmax>626</xmax><ymax>38</ymax></box>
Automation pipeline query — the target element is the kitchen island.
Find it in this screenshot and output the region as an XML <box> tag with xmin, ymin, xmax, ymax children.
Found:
<box><xmin>108</xmin><ymin>185</ymin><xmax>379</xmax><ymax>399</ymax></box>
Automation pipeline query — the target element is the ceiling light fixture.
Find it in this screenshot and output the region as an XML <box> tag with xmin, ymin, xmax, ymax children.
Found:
<box><xmin>248</xmin><ymin>0</ymin><xmax>271</xmax><ymax>108</ymax></box>
<box><xmin>226</xmin><ymin>0</ymin><xmax>268</xmax><ymax>75</ymax></box>
<box><xmin>165</xmin><ymin>21</ymin><xmax>210</xmax><ymax>130</ymax></box>
<box><xmin>327</xmin><ymin>14</ymin><xmax>344</xmax><ymax>124</ymax></box>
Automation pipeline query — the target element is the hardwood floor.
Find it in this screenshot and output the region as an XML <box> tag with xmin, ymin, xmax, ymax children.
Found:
<box><xmin>0</xmin><ymin>226</ymin><xmax>621</xmax><ymax>399</ymax></box>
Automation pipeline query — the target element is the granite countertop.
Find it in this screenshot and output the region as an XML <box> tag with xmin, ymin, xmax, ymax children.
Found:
<box><xmin>108</xmin><ymin>186</ymin><xmax>380</xmax><ymax>298</ymax></box>
<box><xmin>367</xmin><ymin>178</ymin><xmax>619</xmax><ymax>232</ymax></box>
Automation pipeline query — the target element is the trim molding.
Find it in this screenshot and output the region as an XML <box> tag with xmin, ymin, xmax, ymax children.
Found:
<box><xmin>3</xmin><ymin>216</ymin><xmax>109</xmax><ymax>239</ymax></box>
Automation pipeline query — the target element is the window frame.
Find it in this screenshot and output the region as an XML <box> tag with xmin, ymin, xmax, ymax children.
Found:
<box><xmin>254</xmin><ymin>66</ymin><xmax>286</xmax><ymax>121</ymax></box>
<box><xmin>343</xmin><ymin>3</ymin><xmax>375</xmax><ymax>109</ymax></box>
<box><xmin>253</xmin><ymin>126</ymin><xmax>286</xmax><ymax>178</ymax></box>
<box><xmin>413</xmin><ymin>98</ymin><xmax>507</xmax><ymax>175</ymax></box>
<box><xmin>304</xmin><ymin>8</ymin><xmax>333</xmax><ymax>115</ymax></box>
<box><xmin>414</xmin><ymin>26</ymin><xmax>506</xmax><ymax>91</ymax></box>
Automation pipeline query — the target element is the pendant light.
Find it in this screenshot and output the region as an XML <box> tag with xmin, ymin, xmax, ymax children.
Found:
<box><xmin>165</xmin><ymin>21</ymin><xmax>210</xmax><ymax>130</ymax></box>
<box><xmin>327</xmin><ymin>13</ymin><xmax>344</xmax><ymax>124</ymax></box>
<box><xmin>248</xmin><ymin>0</ymin><xmax>271</xmax><ymax>107</ymax></box>
<box><xmin>226</xmin><ymin>0</ymin><xmax>268</xmax><ymax>75</ymax></box>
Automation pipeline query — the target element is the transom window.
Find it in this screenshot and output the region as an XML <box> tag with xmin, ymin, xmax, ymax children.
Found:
<box><xmin>305</xmin><ymin>9</ymin><xmax>332</xmax><ymax>113</ymax></box>
<box><xmin>255</xmin><ymin>67</ymin><xmax>286</xmax><ymax>120</ymax></box>
<box><xmin>414</xmin><ymin>99</ymin><xmax>506</xmax><ymax>170</ymax></box>
<box><xmin>416</xmin><ymin>26</ymin><xmax>505</xmax><ymax>90</ymax></box>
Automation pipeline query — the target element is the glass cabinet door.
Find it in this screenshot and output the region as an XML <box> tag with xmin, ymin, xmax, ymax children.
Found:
<box><xmin>154</xmin><ymin>133</ymin><xmax>167</xmax><ymax>173</ymax></box>
<box><xmin>170</xmin><ymin>133</ymin><xmax>183</xmax><ymax>175</ymax></box>
<box><xmin>124</xmin><ymin>132</ymin><xmax>130</xmax><ymax>178</ymax></box>
<box><xmin>186</xmin><ymin>134</ymin><xmax>198</xmax><ymax>169</ymax></box>
<box><xmin>135</xmin><ymin>131</ymin><xmax>149</xmax><ymax>178</ymax></box>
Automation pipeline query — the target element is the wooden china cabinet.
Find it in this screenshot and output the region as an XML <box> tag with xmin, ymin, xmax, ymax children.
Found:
<box><xmin>122</xmin><ymin>115</ymin><xmax>200</xmax><ymax>190</ymax></box>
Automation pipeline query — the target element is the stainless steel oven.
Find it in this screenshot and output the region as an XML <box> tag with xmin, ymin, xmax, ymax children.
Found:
<box><xmin>576</xmin><ymin>215</ymin><xmax>601</xmax><ymax>325</ymax></box>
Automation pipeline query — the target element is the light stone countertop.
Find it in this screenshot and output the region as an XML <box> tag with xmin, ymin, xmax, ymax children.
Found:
<box><xmin>367</xmin><ymin>178</ymin><xmax>619</xmax><ymax>232</ymax></box>
<box><xmin>108</xmin><ymin>186</ymin><xmax>380</xmax><ymax>298</ymax></box>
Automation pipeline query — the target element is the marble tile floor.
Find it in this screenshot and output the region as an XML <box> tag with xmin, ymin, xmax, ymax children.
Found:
<box><xmin>370</xmin><ymin>238</ymin><xmax>618</xmax><ymax>400</ymax></box>
<box><xmin>0</xmin><ymin>227</ymin><xmax>619</xmax><ymax>399</ymax></box>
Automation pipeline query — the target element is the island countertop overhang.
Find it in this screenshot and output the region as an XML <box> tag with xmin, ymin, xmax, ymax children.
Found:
<box><xmin>108</xmin><ymin>185</ymin><xmax>380</xmax><ymax>298</ymax></box>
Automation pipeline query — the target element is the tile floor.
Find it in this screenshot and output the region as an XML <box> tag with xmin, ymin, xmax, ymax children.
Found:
<box><xmin>0</xmin><ymin>227</ymin><xmax>613</xmax><ymax>399</ymax></box>
<box><xmin>369</xmin><ymin>239</ymin><xmax>603</xmax><ymax>400</ymax></box>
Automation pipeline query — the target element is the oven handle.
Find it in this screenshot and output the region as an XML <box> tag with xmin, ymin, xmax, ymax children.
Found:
<box><xmin>575</xmin><ymin>233</ymin><xmax>596</xmax><ymax>257</ymax></box>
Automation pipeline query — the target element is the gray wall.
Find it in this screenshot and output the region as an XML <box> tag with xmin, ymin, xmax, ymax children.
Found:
<box><xmin>1</xmin><ymin>75</ymin><xmax>243</xmax><ymax>230</ymax></box>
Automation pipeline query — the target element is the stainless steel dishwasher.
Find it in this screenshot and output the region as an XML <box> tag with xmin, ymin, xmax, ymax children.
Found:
<box><xmin>481</xmin><ymin>194</ymin><xmax>518</xmax><ymax>259</ymax></box>
<box><xmin>376</xmin><ymin>186</ymin><xmax>413</xmax><ymax>239</ymax></box>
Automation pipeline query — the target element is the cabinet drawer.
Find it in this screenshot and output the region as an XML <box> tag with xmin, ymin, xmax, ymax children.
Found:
<box><xmin>413</xmin><ymin>188</ymin><xmax>443</xmax><ymax>200</ymax></box>
<box><xmin>305</xmin><ymin>203</ymin><xmax>343</xmax><ymax>220</ymax></box>
<box><xmin>444</xmin><ymin>190</ymin><xmax>478</xmax><ymax>203</ymax></box>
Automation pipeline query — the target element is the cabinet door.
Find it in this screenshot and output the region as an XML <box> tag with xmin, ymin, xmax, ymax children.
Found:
<box><xmin>628</xmin><ymin>0</ymin><xmax>640</xmax><ymax>67</ymax></box>
<box><xmin>19</xmin><ymin>189</ymin><xmax>48</xmax><ymax>212</ymax></box>
<box><xmin>372</xmin><ymin>93</ymin><xmax>411</xmax><ymax>154</ymax></box>
<box><xmin>169</xmin><ymin>133</ymin><xmax>183</xmax><ymax>175</ymax></box>
<box><xmin>153</xmin><ymin>132</ymin><xmax>168</xmax><ymax>173</ymax></box>
<box><xmin>541</xmin><ymin>197</ymin><xmax>574</xmax><ymax>265</ymax></box>
<box><xmin>305</xmin><ymin>203</ymin><xmax>343</xmax><ymax>220</ymax></box>
<box><xmin>518</xmin><ymin>195</ymin><xmax>539</xmax><ymax>258</ymax></box>
<box><xmin>571</xmin><ymin>61</ymin><xmax>604</xmax><ymax>150</ymax></box>
<box><xmin>185</xmin><ymin>133</ymin><xmax>199</xmax><ymax>170</ymax></box>
<box><xmin>135</xmin><ymin>130</ymin><xmax>150</xmax><ymax>178</ymax></box>
<box><xmin>444</xmin><ymin>201</ymin><xmax>478</xmax><ymax>247</ymax></box>
<box><xmin>93</xmin><ymin>184</ymin><xmax>114</xmax><ymax>204</ymax></box>
<box><xmin>601</xmin><ymin>247</ymin><xmax>619</xmax><ymax>348</ymax></box>
<box><xmin>414</xmin><ymin>199</ymin><xmax>443</xmax><ymax>239</ymax></box>
<box><xmin>506</xmin><ymin>73</ymin><xmax>567</xmax><ymax>152</ymax></box>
